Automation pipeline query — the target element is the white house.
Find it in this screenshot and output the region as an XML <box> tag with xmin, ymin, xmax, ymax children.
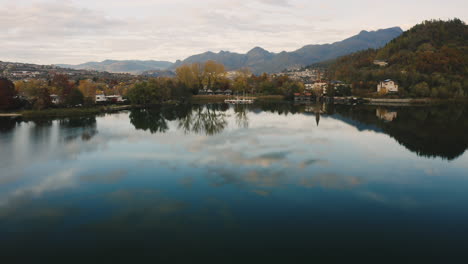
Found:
<box><xmin>377</xmin><ymin>79</ymin><xmax>399</xmax><ymax>93</ymax></box>
<box><xmin>95</xmin><ymin>94</ymin><xmax>107</xmax><ymax>102</ymax></box>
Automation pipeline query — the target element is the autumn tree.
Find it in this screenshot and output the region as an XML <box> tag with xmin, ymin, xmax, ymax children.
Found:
<box><xmin>0</xmin><ymin>78</ymin><xmax>17</xmax><ymax>110</ymax></box>
<box><xmin>15</xmin><ymin>80</ymin><xmax>52</xmax><ymax>110</ymax></box>
<box><xmin>176</xmin><ymin>64</ymin><xmax>197</xmax><ymax>91</ymax></box>
<box><xmin>203</xmin><ymin>60</ymin><xmax>226</xmax><ymax>89</ymax></box>
<box><xmin>51</xmin><ymin>74</ymin><xmax>84</xmax><ymax>106</ymax></box>
<box><xmin>233</xmin><ymin>68</ymin><xmax>252</xmax><ymax>93</ymax></box>
<box><xmin>33</xmin><ymin>87</ymin><xmax>53</xmax><ymax>110</ymax></box>
<box><xmin>191</xmin><ymin>63</ymin><xmax>204</xmax><ymax>92</ymax></box>
<box><xmin>113</xmin><ymin>83</ymin><xmax>132</xmax><ymax>96</ymax></box>
<box><xmin>77</xmin><ymin>80</ymin><xmax>97</xmax><ymax>105</ymax></box>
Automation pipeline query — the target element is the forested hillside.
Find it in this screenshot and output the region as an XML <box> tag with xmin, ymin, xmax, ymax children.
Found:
<box><xmin>327</xmin><ymin>19</ymin><xmax>468</xmax><ymax>98</ymax></box>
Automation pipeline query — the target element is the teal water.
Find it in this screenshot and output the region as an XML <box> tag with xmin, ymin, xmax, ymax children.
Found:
<box><xmin>1</xmin><ymin>103</ymin><xmax>468</xmax><ymax>262</ymax></box>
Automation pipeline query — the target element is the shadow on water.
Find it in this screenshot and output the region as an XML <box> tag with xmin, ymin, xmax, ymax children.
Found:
<box><xmin>330</xmin><ymin>104</ymin><xmax>468</xmax><ymax>160</ymax></box>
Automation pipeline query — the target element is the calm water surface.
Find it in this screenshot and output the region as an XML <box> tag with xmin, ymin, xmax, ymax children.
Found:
<box><xmin>1</xmin><ymin>103</ymin><xmax>468</xmax><ymax>262</ymax></box>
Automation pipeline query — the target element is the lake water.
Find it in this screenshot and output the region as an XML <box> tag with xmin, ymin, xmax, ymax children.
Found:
<box><xmin>1</xmin><ymin>103</ymin><xmax>468</xmax><ymax>262</ymax></box>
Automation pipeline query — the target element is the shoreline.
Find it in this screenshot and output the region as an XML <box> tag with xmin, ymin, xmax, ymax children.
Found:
<box><xmin>0</xmin><ymin>105</ymin><xmax>139</xmax><ymax>118</ymax></box>
<box><xmin>1</xmin><ymin>97</ymin><xmax>465</xmax><ymax>118</ymax></box>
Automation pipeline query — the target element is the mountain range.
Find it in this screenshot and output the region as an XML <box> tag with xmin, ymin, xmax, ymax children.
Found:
<box><xmin>57</xmin><ymin>60</ymin><xmax>173</xmax><ymax>75</ymax></box>
<box><xmin>58</xmin><ymin>27</ymin><xmax>403</xmax><ymax>74</ymax></box>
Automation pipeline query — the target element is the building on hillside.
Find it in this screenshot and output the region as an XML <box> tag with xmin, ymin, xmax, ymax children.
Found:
<box><xmin>377</xmin><ymin>79</ymin><xmax>399</xmax><ymax>93</ymax></box>
<box><xmin>373</xmin><ymin>60</ymin><xmax>389</xmax><ymax>67</ymax></box>
<box><xmin>50</xmin><ymin>94</ymin><xmax>60</xmax><ymax>105</ymax></box>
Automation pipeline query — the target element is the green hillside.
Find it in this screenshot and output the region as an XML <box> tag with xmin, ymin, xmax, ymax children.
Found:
<box><xmin>327</xmin><ymin>19</ymin><xmax>468</xmax><ymax>98</ymax></box>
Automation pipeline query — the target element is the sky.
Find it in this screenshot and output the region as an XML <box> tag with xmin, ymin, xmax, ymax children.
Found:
<box><xmin>0</xmin><ymin>0</ymin><xmax>466</xmax><ymax>65</ymax></box>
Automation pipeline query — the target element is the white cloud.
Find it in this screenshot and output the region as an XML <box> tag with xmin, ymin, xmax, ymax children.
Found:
<box><xmin>0</xmin><ymin>0</ymin><xmax>466</xmax><ymax>64</ymax></box>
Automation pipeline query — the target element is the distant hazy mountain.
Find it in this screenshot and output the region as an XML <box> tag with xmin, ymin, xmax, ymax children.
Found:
<box><xmin>58</xmin><ymin>60</ymin><xmax>174</xmax><ymax>74</ymax></box>
<box><xmin>172</xmin><ymin>27</ymin><xmax>403</xmax><ymax>74</ymax></box>
<box><xmin>56</xmin><ymin>27</ymin><xmax>402</xmax><ymax>75</ymax></box>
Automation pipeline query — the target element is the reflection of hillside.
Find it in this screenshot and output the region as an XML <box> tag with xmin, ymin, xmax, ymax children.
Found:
<box><xmin>249</xmin><ymin>102</ymin><xmax>468</xmax><ymax>160</ymax></box>
<box><xmin>332</xmin><ymin>105</ymin><xmax>468</xmax><ymax>160</ymax></box>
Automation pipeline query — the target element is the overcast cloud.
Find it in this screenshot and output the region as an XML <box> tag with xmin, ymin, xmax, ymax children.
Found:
<box><xmin>0</xmin><ymin>0</ymin><xmax>466</xmax><ymax>64</ymax></box>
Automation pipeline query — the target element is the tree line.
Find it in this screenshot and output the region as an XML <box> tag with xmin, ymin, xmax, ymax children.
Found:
<box><xmin>128</xmin><ymin>60</ymin><xmax>306</xmax><ymax>105</ymax></box>
<box><xmin>1</xmin><ymin>60</ymin><xmax>305</xmax><ymax>110</ymax></box>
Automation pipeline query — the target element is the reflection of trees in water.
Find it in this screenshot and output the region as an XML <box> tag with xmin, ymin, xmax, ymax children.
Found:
<box><xmin>127</xmin><ymin>102</ymin><xmax>468</xmax><ymax>160</ymax></box>
<box><xmin>0</xmin><ymin>117</ymin><xmax>19</xmax><ymax>133</ymax></box>
<box><xmin>0</xmin><ymin>116</ymin><xmax>98</xmax><ymax>144</ymax></box>
<box><xmin>130</xmin><ymin>107</ymin><xmax>169</xmax><ymax>134</ymax></box>
<box><xmin>130</xmin><ymin>104</ymin><xmax>229</xmax><ymax>136</ymax></box>
<box><xmin>58</xmin><ymin>116</ymin><xmax>98</xmax><ymax>142</ymax></box>
<box><xmin>333</xmin><ymin>104</ymin><xmax>468</xmax><ymax>160</ymax></box>
<box><xmin>234</xmin><ymin>105</ymin><xmax>249</xmax><ymax>129</ymax></box>
<box><xmin>179</xmin><ymin>104</ymin><xmax>228</xmax><ymax>136</ymax></box>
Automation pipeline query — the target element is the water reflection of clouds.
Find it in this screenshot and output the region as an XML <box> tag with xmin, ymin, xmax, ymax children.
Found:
<box><xmin>299</xmin><ymin>173</ymin><xmax>363</xmax><ymax>190</ymax></box>
<box><xmin>0</xmin><ymin>168</ymin><xmax>79</xmax><ymax>207</ymax></box>
<box><xmin>0</xmin><ymin>167</ymin><xmax>130</xmax><ymax>208</ymax></box>
<box><xmin>1</xmin><ymin>107</ymin><xmax>468</xmax><ymax>214</ymax></box>
<box><xmin>80</xmin><ymin>169</ymin><xmax>128</xmax><ymax>184</ymax></box>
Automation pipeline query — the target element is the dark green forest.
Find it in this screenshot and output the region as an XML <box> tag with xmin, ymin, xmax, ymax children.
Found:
<box><xmin>326</xmin><ymin>19</ymin><xmax>468</xmax><ymax>98</ymax></box>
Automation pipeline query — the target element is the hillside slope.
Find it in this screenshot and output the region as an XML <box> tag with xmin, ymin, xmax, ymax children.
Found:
<box><xmin>172</xmin><ymin>27</ymin><xmax>403</xmax><ymax>74</ymax></box>
<box><xmin>327</xmin><ymin>19</ymin><xmax>468</xmax><ymax>98</ymax></box>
